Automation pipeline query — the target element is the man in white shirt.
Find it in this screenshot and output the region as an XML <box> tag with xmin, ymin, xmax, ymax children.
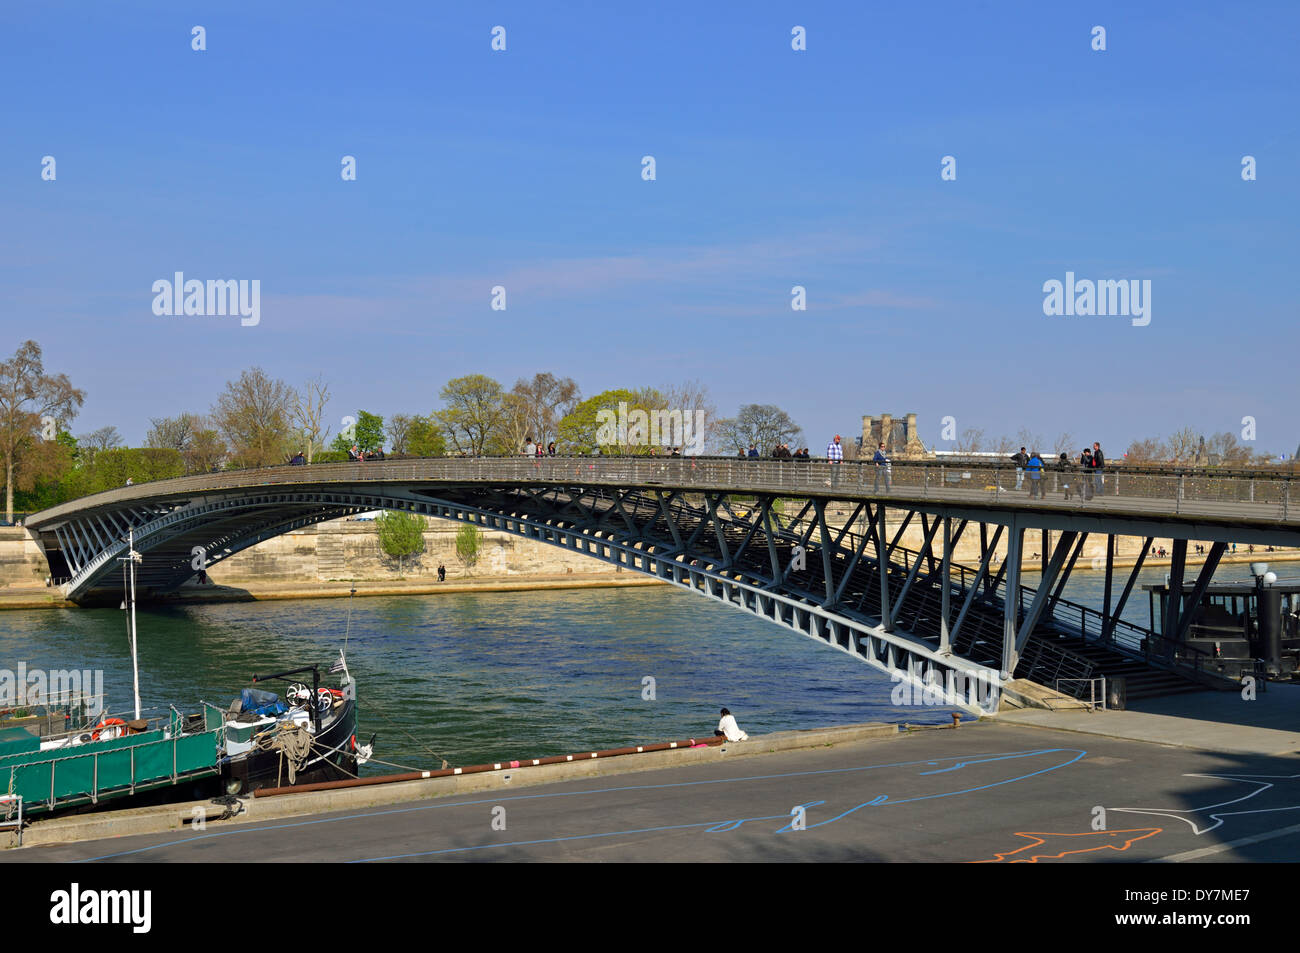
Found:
<box><xmin>715</xmin><ymin>707</ymin><xmax>749</xmax><ymax>742</ymax></box>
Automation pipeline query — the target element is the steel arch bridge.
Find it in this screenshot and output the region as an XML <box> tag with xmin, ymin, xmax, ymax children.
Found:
<box><xmin>24</xmin><ymin>457</ymin><xmax>1300</xmax><ymax>712</ymax></box>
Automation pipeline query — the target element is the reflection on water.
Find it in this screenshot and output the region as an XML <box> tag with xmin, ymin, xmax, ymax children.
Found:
<box><xmin>0</xmin><ymin>587</ymin><xmax>949</xmax><ymax>771</ymax></box>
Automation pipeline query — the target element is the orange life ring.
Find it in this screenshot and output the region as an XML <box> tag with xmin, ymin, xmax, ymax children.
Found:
<box><xmin>92</xmin><ymin>717</ymin><xmax>126</xmax><ymax>740</ymax></box>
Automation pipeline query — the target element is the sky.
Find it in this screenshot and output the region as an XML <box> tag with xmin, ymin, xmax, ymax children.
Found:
<box><xmin>2</xmin><ymin>1</ymin><xmax>1297</xmax><ymax>455</ymax></box>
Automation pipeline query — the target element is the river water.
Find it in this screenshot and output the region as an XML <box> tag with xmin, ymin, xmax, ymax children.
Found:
<box><xmin>0</xmin><ymin>560</ymin><xmax>1277</xmax><ymax>772</ymax></box>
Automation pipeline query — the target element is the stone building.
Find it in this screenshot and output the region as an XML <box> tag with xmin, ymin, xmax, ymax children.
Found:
<box><xmin>858</xmin><ymin>413</ymin><xmax>928</xmax><ymax>460</ymax></box>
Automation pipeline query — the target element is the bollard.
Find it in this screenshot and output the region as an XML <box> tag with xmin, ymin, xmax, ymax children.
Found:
<box><xmin>951</xmin><ymin>713</ymin><xmax>961</xmax><ymax>728</ymax></box>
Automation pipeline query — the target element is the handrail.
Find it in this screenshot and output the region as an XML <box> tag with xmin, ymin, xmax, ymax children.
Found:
<box><xmin>25</xmin><ymin>457</ymin><xmax>1300</xmax><ymax>529</ymax></box>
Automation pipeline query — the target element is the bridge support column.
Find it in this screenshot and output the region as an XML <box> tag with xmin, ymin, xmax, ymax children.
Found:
<box><xmin>1166</xmin><ymin>539</ymin><xmax>1188</xmax><ymax>640</ymax></box>
<box><xmin>1001</xmin><ymin>517</ymin><xmax>1023</xmax><ymax>677</ymax></box>
<box><xmin>877</xmin><ymin>505</ymin><xmax>891</xmax><ymax>631</ymax></box>
<box><xmin>939</xmin><ymin>516</ymin><xmax>952</xmax><ymax>654</ymax></box>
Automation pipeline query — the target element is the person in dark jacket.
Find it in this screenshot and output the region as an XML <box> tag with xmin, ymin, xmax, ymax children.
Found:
<box><xmin>1058</xmin><ymin>452</ymin><xmax>1072</xmax><ymax>499</ymax></box>
<box><xmin>1079</xmin><ymin>448</ymin><xmax>1094</xmax><ymax>500</ymax></box>
<box><xmin>1011</xmin><ymin>448</ymin><xmax>1028</xmax><ymax>490</ymax></box>
<box><xmin>1091</xmin><ymin>442</ymin><xmax>1106</xmax><ymax>497</ymax></box>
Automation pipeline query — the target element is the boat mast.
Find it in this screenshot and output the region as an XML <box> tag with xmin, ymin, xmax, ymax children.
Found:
<box><xmin>118</xmin><ymin>528</ymin><xmax>142</xmax><ymax>720</ymax></box>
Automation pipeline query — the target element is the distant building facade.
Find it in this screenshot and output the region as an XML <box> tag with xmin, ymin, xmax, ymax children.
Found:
<box><xmin>856</xmin><ymin>413</ymin><xmax>929</xmax><ymax>460</ymax></box>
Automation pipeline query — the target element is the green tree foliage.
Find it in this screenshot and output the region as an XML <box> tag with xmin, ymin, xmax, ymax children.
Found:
<box><xmin>556</xmin><ymin>388</ymin><xmax>664</xmax><ymax>455</ymax></box>
<box><xmin>405</xmin><ymin>415</ymin><xmax>446</xmax><ymax>457</ymax></box>
<box><xmin>454</xmin><ymin>522</ymin><xmax>483</xmax><ymax>573</ymax></box>
<box><xmin>0</xmin><ymin>341</ymin><xmax>85</xmax><ymax>522</ymax></box>
<box><xmin>376</xmin><ymin>510</ymin><xmax>427</xmax><ymax>574</ymax></box>
<box><xmin>435</xmin><ymin>375</ymin><xmax>505</xmax><ymax>456</ymax></box>
<box><xmin>331</xmin><ymin>409</ymin><xmax>385</xmax><ymax>454</ymax></box>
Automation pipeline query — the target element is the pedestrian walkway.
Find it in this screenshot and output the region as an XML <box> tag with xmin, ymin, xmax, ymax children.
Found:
<box><xmin>993</xmin><ymin>682</ymin><xmax>1300</xmax><ymax>756</ymax></box>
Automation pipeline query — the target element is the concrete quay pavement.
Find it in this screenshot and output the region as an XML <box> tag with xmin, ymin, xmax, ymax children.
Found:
<box><xmin>9</xmin><ymin>720</ymin><xmax>1300</xmax><ymax>863</ymax></box>
<box><xmin>2</xmin><ymin>722</ymin><xmax>898</xmax><ymax>850</ymax></box>
<box><xmin>993</xmin><ymin>682</ymin><xmax>1300</xmax><ymax>756</ymax></box>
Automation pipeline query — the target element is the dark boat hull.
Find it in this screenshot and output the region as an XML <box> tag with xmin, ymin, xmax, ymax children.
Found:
<box><xmin>220</xmin><ymin>698</ymin><xmax>359</xmax><ymax>795</ymax></box>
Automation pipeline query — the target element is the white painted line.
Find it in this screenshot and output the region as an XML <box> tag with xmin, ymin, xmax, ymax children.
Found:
<box><xmin>1153</xmin><ymin>821</ymin><xmax>1300</xmax><ymax>862</ymax></box>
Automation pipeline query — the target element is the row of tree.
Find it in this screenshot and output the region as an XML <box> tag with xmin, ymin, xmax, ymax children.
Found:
<box><xmin>0</xmin><ymin>340</ymin><xmax>813</xmax><ymax>521</ymax></box>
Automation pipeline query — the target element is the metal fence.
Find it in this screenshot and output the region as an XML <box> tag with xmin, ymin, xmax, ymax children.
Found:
<box><xmin>27</xmin><ymin>457</ymin><xmax>1300</xmax><ymax>528</ymax></box>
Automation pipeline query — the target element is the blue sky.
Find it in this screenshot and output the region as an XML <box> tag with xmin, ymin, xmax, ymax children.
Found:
<box><xmin>2</xmin><ymin>1</ymin><xmax>1297</xmax><ymax>454</ymax></box>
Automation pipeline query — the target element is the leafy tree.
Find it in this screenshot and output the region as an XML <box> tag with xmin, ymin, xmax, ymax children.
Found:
<box><xmin>715</xmin><ymin>404</ymin><xmax>802</xmax><ymax>456</ymax></box>
<box><xmin>435</xmin><ymin>375</ymin><xmax>506</xmax><ymax>456</ymax></box>
<box><xmin>211</xmin><ymin>368</ymin><xmax>294</xmax><ymax>468</ymax></box>
<box><xmin>0</xmin><ymin>341</ymin><xmax>85</xmax><ymax>523</ymax></box>
<box><xmin>406</xmin><ymin>415</ymin><xmax>446</xmax><ymax>457</ymax></box>
<box><xmin>376</xmin><ymin>510</ymin><xmax>426</xmax><ymax>574</ymax></box>
<box><xmin>455</xmin><ymin>522</ymin><xmax>483</xmax><ymax>573</ymax></box>
<box><xmin>331</xmin><ymin>409</ymin><xmax>385</xmax><ymax>454</ymax></box>
<box><xmin>556</xmin><ymin>388</ymin><xmax>665</xmax><ymax>455</ymax></box>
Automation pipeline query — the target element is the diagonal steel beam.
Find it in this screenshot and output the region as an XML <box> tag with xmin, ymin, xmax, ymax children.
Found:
<box><xmin>814</xmin><ymin>500</ymin><xmax>835</xmax><ymax>603</ymax></box>
<box><xmin>950</xmin><ymin>525</ymin><xmax>1004</xmax><ymax>650</ymax></box>
<box><xmin>1046</xmin><ymin>532</ymin><xmax>1088</xmax><ymax>618</ymax></box>
<box><xmin>890</xmin><ymin>515</ymin><xmax>943</xmax><ymax>629</ymax></box>
<box><xmin>1107</xmin><ymin>537</ymin><xmax>1154</xmax><ymax>642</ymax></box>
<box><xmin>1014</xmin><ymin>530</ymin><xmax>1079</xmax><ymax>657</ymax></box>
<box><xmin>1168</xmin><ymin>542</ymin><xmax>1226</xmax><ymax>645</ymax></box>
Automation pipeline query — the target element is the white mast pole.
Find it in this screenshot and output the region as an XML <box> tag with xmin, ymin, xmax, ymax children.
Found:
<box><xmin>128</xmin><ymin>528</ymin><xmax>141</xmax><ymax>720</ymax></box>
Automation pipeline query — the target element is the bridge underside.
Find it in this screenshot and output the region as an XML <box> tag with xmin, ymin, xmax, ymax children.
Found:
<box><xmin>28</xmin><ymin>476</ymin><xmax>1286</xmax><ymax>711</ymax></box>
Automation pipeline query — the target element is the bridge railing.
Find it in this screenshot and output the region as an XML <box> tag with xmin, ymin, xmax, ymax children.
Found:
<box><xmin>27</xmin><ymin>456</ymin><xmax>1299</xmax><ymax>529</ymax></box>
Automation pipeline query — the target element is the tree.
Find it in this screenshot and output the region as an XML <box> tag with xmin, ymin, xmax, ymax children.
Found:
<box><xmin>1206</xmin><ymin>431</ymin><xmax>1252</xmax><ymax>466</ymax></box>
<box><xmin>1124</xmin><ymin>436</ymin><xmax>1166</xmax><ymax>463</ymax></box>
<box><xmin>661</xmin><ymin>379</ymin><xmax>719</xmax><ymax>452</ymax></box>
<box><xmin>376</xmin><ymin>510</ymin><xmax>427</xmax><ymax>574</ymax></box>
<box><xmin>211</xmin><ymin>368</ymin><xmax>295</xmax><ymax>467</ymax></box>
<box><xmin>434</xmin><ymin>375</ymin><xmax>506</xmax><ymax>456</ymax></box>
<box><xmin>147</xmin><ymin>413</ymin><xmax>226</xmax><ymax>473</ymax></box>
<box><xmin>146</xmin><ymin>413</ymin><xmax>200</xmax><ymax>453</ymax></box>
<box><xmin>501</xmin><ymin>373</ymin><xmax>581</xmax><ymax>452</ymax></box>
<box><xmin>1166</xmin><ymin>427</ymin><xmax>1199</xmax><ymax>464</ymax></box>
<box><xmin>331</xmin><ymin>410</ymin><xmax>384</xmax><ymax>454</ymax></box>
<box><xmin>455</xmin><ymin>522</ymin><xmax>483</xmax><ymax>573</ymax></box>
<box><xmin>405</xmin><ymin>415</ymin><xmax>446</xmax><ymax>457</ymax></box>
<box><xmin>715</xmin><ymin>404</ymin><xmax>802</xmax><ymax>455</ymax></box>
<box><xmin>291</xmin><ymin>375</ymin><xmax>331</xmax><ymax>463</ymax></box>
<box><xmin>0</xmin><ymin>341</ymin><xmax>85</xmax><ymax>523</ymax></box>
<box><xmin>556</xmin><ymin>388</ymin><xmax>665</xmax><ymax>455</ymax></box>
<box><xmin>387</xmin><ymin>414</ymin><xmax>414</xmax><ymax>454</ymax></box>
<box><xmin>80</xmin><ymin>426</ymin><xmax>123</xmax><ymax>454</ymax></box>
<box><xmin>954</xmin><ymin>427</ymin><xmax>986</xmax><ymax>452</ymax></box>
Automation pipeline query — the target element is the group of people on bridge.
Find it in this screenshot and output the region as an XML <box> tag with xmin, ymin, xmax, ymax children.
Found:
<box><xmin>1012</xmin><ymin>443</ymin><xmax>1107</xmax><ymax>500</ymax></box>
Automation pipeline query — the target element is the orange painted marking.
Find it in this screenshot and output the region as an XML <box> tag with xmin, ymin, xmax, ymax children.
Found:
<box><xmin>971</xmin><ymin>828</ymin><xmax>1163</xmax><ymax>863</ymax></box>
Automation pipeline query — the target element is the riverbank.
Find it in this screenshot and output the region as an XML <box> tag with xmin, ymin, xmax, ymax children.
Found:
<box><xmin>3</xmin><ymin>550</ymin><xmax>1298</xmax><ymax>611</ymax></box>
<box><xmin>0</xmin><ymin>572</ymin><xmax>666</xmax><ymax>610</ymax></box>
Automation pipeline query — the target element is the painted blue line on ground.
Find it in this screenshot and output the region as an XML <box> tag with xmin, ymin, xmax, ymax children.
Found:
<box><xmin>75</xmin><ymin>746</ymin><xmax>1084</xmax><ymax>862</ymax></box>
